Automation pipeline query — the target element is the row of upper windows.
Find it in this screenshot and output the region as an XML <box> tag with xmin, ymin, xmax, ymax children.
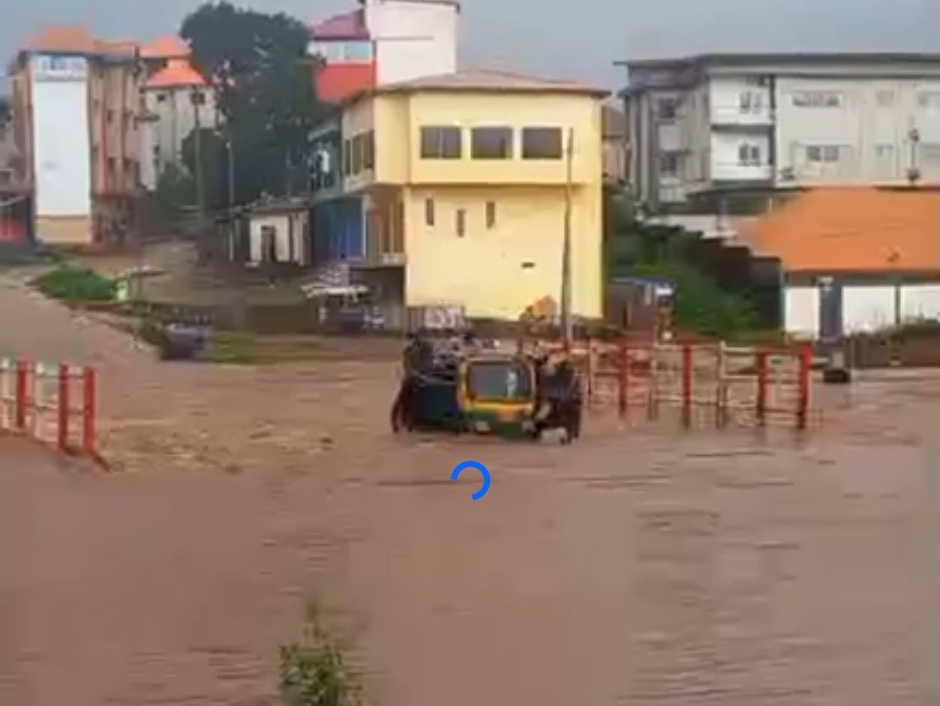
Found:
<box><xmin>660</xmin><ymin>87</ymin><xmax>940</xmax><ymax>121</ymax></box>
<box><xmin>309</xmin><ymin>41</ymin><xmax>374</xmax><ymax>64</ymax></box>
<box><xmin>419</xmin><ymin>125</ymin><xmax>565</xmax><ymax>160</ymax></box>
<box><xmin>788</xmin><ymin>89</ymin><xmax>940</xmax><ymax>110</ymax></box>
<box><xmin>338</xmin><ymin>125</ymin><xmax>567</xmax><ymax>174</ymax></box>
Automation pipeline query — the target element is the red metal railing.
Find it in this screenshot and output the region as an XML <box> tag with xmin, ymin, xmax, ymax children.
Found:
<box><xmin>1</xmin><ymin>358</ymin><xmax>98</xmax><ymax>458</ymax></box>
<box><xmin>562</xmin><ymin>339</ymin><xmax>813</xmax><ymax>431</ymax></box>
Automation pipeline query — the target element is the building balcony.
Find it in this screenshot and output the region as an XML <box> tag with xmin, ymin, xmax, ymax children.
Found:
<box><xmin>710</xmin><ymin>105</ymin><xmax>773</xmax><ymax>128</ymax></box>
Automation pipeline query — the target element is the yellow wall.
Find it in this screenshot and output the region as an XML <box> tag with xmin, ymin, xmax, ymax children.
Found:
<box><xmin>341</xmin><ymin>87</ymin><xmax>605</xmax><ymax>320</ymax></box>
<box><xmin>345</xmin><ymin>89</ymin><xmax>603</xmax><ymax>187</ymax></box>
<box><xmin>403</xmin><ymin>185</ymin><xmax>602</xmax><ymax>319</ymax></box>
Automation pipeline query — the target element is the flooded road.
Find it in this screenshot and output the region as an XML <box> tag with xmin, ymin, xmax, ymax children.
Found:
<box><xmin>1</xmin><ymin>368</ymin><xmax>938</xmax><ymax>706</ymax></box>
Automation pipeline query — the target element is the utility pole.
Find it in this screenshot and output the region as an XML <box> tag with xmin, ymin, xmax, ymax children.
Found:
<box><xmin>226</xmin><ymin>135</ymin><xmax>235</xmax><ymax>209</ymax></box>
<box><xmin>190</xmin><ymin>87</ymin><xmax>206</xmax><ymax>222</ymax></box>
<box><xmin>560</xmin><ymin>127</ymin><xmax>574</xmax><ymax>350</ymax></box>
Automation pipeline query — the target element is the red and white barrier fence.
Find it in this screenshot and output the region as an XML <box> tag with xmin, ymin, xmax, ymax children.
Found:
<box><xmin>0</xmin><ymin>357</ymin><xmax>98</xmax><ymax>458</ymax></box>
<box><xmin>567</xmin><ymin>340</ymin><xmax>812</xmax><ymax>431</ymax></box>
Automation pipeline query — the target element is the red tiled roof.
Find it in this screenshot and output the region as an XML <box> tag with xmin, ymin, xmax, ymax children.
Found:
<box><xmin>146</xmin><ymin>59</ymin><xmax>207</xmax><ymax>88</ymax></box>
<box><xmin>309</xmin><ymin>10</ymin><xmax>369</xmax><ymax>40</ymax></box>
<box><xmin>316</xmin><ymin>62</ymin><xmax>375</xmax><ymax>103</ymax></box>
<box><xmin>22</xmin><ymin>26</ymin><xmax>99</xmax><ymax>54</ymax></box>
<box><xmin>737</xmin><ymin>187</ymin><xmax>940</xmax><ymax>272</ymax></box>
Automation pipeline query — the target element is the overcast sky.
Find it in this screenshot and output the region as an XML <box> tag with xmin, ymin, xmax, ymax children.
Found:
<box><xmin>3</xmin><ymin>0</ymin><xmax>940</xmax><ymax>88</ymax></box>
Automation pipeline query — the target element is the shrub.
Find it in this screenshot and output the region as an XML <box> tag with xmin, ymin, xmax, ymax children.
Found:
<box><xmin>33</xmin><ymin>264</ymin><xmax>117</xmax><ymax>302</ymax></box>
<box><xmin>279</xmin><ymin>600</ymin><xmax>361</xmax><ymax>706</ymax></box>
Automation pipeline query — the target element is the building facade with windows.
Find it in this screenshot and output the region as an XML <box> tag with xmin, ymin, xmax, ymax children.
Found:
<box><xmin>314</xmin><ymin>70</ymin><xmax>606</xmax><ymax>320</ymax></box>
<box><xmin>137</xmin><ymin>36</ymin><xmax>215</xmax><ymax>192</ymax></box>
<box><xmin>620</xmin><ymin>53</ymin><xmax>940</xmax><ymax>211</ymax></box>
<box><xmin>9</xmin><ymin>26</ymin><xmax>149</xmax><ymax>246</ymax></box>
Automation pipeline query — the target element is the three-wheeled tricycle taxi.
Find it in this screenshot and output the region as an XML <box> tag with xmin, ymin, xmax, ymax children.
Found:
<box><xmin>390</xmin><ymin>333</ymin><xmax>583</xmax><ymax>443</ymax></box>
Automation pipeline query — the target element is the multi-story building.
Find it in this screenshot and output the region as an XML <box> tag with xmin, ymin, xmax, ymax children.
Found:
<box><xmin>315</xmin><ymin>70</ymin><xmax>606</xmax><ymax>321</ymax></box>
<box><xmin>307</xmin><ymin>0</ymin><xmax>461</xmax><ymax>266</ymax></box>
<box><xmin>308</xmin><ymin>0</ymin><xmax>459</xmax><ymax>104</ymax></box>
<box><xmin>0</xmin><ymin>101</ymin><xmax>29</xmax><ymax>242</ymax></box>
<box><xmin>138</xmin><ymin>36</ymin><xmax>213</xmax><ymax>191</ymax></box>
<box><xmin>620</xmin><ymin>53</ymin><xmax>940</xmax><ymax>211</ymax></box>
<box><xmin>9</xmin><ymin>26</ymin><xmax>143</xmax><ymax>245</ymax></box>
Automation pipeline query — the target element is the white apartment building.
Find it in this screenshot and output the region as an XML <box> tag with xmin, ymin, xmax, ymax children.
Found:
<box><xmin>621</xmin><ymin>53</ymin><xmax>940</xmax><ymax>209</ymax></box>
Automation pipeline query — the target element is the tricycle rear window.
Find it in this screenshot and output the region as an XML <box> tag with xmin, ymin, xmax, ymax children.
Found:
<box><xmin>466</xmin><ymin>360</ymin><xmax>533</xmax><ymax>401</ymax></box>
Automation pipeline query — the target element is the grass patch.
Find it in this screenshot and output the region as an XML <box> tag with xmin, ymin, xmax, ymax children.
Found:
<box><xmin>32</xmin><ymin>263</ymin><xmax>117</xmax><ymax>302</ymax></box>
<box><xmin>279</xmin><ymin>600</ymin><xmax>361</xmax><ymax>706</ymax></box>
<box><xmin>206</xmin><ymin>330</ymin><xmax>258</xmax><ymax>364</ymax></box>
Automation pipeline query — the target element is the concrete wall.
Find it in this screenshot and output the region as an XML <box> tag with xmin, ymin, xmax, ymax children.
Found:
<box><xmin>366</xmin><ymin>0</ymin><xmax>458</xmax><ymax>86</ymax></box>
<box><xmin>29</xmin><ymin>56</ymin><xmax>91</xmax><ymax>221</ymax></box>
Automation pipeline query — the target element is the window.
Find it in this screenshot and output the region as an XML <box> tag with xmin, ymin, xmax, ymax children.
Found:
<box><xmin>737</xmin><ymin>143</ymin><xmax>761</xmax><ymax>166</ymax></box>
<box><xmin>485</xmin><ymin>201</ymin><xmax>496</xmax><ymax>229</ymax></box>
<box><xmin>791</xmin><ymin>91</ymin><xmax>842</xmax><ymax>108</ymax></box>
<box><xmin>420</xmin><ymin>126</ymin><xmax>462</xmax><ymax>159</ymax></box>
<box><xmin>918</xmin><ymin>91</ymin><xmax>940</xmax><ymax>109</ymax></box>
<box><xmin>875</xmin><ymin>89</ymin><xmax>895</xmax><ymax>107</ymax></box>
<box><xmin>351</xmin><ymin>134</ymin><xmax>363</xmax><ymax>174</ymax></box>
<box><xmin>920</xmin><ymin>143</ymin><xmax>940</xmax><ymax>166</ymax></box>
<box><xmin>424</xmin><ymin>198</ymin><xmax>435</xmax><ymax>226</ymax></box>
<box><xmin>467</xmin><ymin>360</ymin><xmax>533</xmax><ymax>401</ymax></box>
<box><xmin>874</xmin><ymin>143</ymin><xmax>896</xmax><ymax>176</ymax></box>
<box><xmin>805</xmin><ymin>144</ymin><xmax>841</xmax><ymax>163</ymax></box>
<box><xmin>362</xmin><ymin>130</ymin><xmax>374</xmax><ymax>170</ymax></box>
<box><xmin>455</xmin><ymin>208</ymin><xmax>466</xmax><ymax>237</ymax></box>
<box><xmin>656</xmin><ymin>97</ymin><xmax>678</xmax><ymax>121</ymax></box>
<box><xmin>658</xmin><ymin>152</ymin><xmax>680</xmax><ymax>176</ymax></box>
<box><xmin>343</xmin><ymin>139</ymin><xmax>352</xmax><ymax>175</ymax></box>
<box><xmin>739</xmin><ymin>91</ymin><xmax>763</xmax><ymax>113</ymax></box>
<box><xmin>875</xmin><ymin>144</ymin><xmax>895</xmax><ymax>160</ymax></box>
<box><xmin>521</xmin><ymin>127</ymin><xmax>563</xmax><ymax>159</ymax></box>
<box><xmin>471</xmin><ymin>127</ymin><xmax>513</xmax><ymax>159</ymax></box>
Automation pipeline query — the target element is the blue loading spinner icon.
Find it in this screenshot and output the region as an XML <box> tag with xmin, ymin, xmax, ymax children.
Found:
<box><xmin>451</xmin><ymin>460</ymin><xmax>491</xmax><ymax>500</ymax></box>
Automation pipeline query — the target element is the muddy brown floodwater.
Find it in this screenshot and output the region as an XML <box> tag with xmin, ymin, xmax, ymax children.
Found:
<box><xmin>0</xmin><ymin>278</ymin><xmax>938</xmax><ymax>706</ymax></box>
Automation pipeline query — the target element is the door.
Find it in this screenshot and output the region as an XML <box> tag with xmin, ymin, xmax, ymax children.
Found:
<box><xmin>818</xmin><ymin>277</ymin><xmax>843</xmax><ymax>342</ymax></box>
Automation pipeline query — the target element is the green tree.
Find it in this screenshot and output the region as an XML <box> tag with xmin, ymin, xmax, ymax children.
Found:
<box><xmin>0</xmin><ymin>95</ymin><xmax>10</xmax><ymax>125</ymax></box>
<box><xmin>604</xmin><ymin>188</ymin><xmax>761</xmax><ymax>338</ymax></box>
<box><xmin>180</xmin><ymin>2</ymin><xmax>325</xmax><ymax>206</ymax></box>
<box><xmin>181</xmin><ymin>126</ymin><xmax>227</xmax><ymax>210</ymax></box>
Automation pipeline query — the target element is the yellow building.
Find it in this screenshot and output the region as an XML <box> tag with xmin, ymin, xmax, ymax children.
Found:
<box><xmin>331</xmin><ymin>69</ymin><xmax>608</xmax><ymax>321</ymax></box>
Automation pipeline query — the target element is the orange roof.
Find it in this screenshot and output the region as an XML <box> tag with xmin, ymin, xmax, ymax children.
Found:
<box><xmin>146</xmin><ymin>59</ymin><xmax>207</xmax><ymax>88</ymax></box>
<box><xmin>22</xmin><ymin>26</ymin><xmax>99</xmax><ymax>54</ymax></box>
<box><xmin>738</xmin><ymin>187</ymin><xmax>940</xmax><ymax>272</ymax></box>
<box><xmin>141</xmin><ymin>35</ymin><xmax>189</xmax><ymax>60</ymax></box>
<box><xmin>19</xmin><ymin>26</ymin><xmax>140</xmax><ymax>58</ymax></box>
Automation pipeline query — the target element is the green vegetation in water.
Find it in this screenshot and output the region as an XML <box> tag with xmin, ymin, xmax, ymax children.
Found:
<box><xmin>279</xmin><ymin>600</ymin><xmax>361</xmax><ymax>706</ymax></box>
<box><xmin>629</xmin><ymin>260</ymin><xmax>761</xmax><ymax>339</ymax></box>
<box><xmin>32</xmin><ymin>263</ymin><xmax>118</xmax><ymax>302</ymax></box>
<box><xmin>605</xmin><ymin>189</ymin><xmax>765</xmax><ymax>338</ymax></box>
<box><xmin>206</xmin><ymin>330</ymin><xmax>258</xmax><ymax>364</ymax></box>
